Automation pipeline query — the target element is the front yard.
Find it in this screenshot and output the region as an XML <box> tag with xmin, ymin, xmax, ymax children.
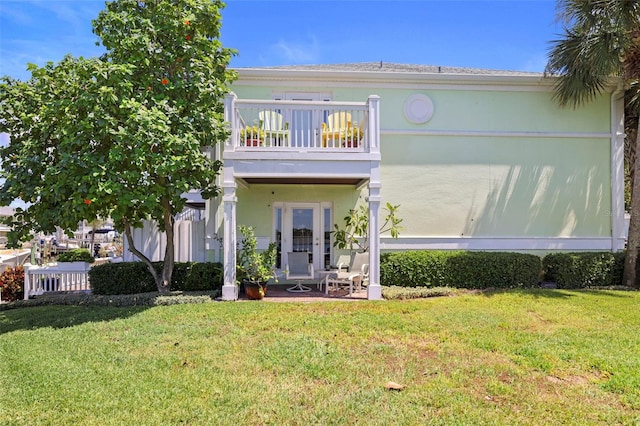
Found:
<box><xmin>1</xmin><ymin>289</ymin><xmax>639</xmax><ymax>425</ymax></box>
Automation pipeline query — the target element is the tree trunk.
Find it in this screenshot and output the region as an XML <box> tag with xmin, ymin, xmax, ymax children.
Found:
<box><xmin>622</xmin><ymin>118</ymin><xmax>640</xmax><ymax>288</ymax></box>
<box><xmin>159</xmin><ymin>196</ymin><xmax>175</xmax><ymax>294</ymax></box>
<box><xmin>123</xmin><ymin>220</ymin><xmax>161</xmax><ymax>287</ymax></box>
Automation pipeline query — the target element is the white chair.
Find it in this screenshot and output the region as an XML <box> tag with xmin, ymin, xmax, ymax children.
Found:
<box><xmin>326</xmin><ymin>252</ymin><xmax>369</xmax><ymax>296</ymax></box>
<box><xmin>259</xmin><ymin>110</ymin><xmax>289</xmax><ymax>146</ymax></box>
<box><xmin>285</xmin><ymin>252</ymin><xmax>314</xmax><ymax>292</ymax></box>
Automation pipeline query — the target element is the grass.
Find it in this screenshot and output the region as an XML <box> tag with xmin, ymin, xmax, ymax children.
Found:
<box><xmin>1</xmin><ymin>289</ymin><xmax>640</xmax><ymax>425</ymax></box>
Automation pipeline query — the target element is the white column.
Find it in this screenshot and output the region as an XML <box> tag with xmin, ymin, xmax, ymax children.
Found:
<box><xmin>224</xmin><ymin>92</ymin><xmax>237</xmax><ymax>153</ymax></box>
<box><xmin>23</xmin><ymin>264</ymin><xmax>31</xmax><ymax>300</ymax></box>
<box><xmin>221</xmin><ymin>166</ymin><xmax>238</xmax><ymax>301</ymax></box>
<box><xmin>367</xmin><ymin>95</ymin><xmax>380</xmax><ymax>154</ymax></box>
<box><xmin>367</xmin><ymin>182</ymin><xmax>382</xmax><ymax>300</ymax></box>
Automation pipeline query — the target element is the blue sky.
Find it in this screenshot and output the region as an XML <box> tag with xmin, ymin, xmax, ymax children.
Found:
<box><xmin>0</xmin><ymin>0</ymin><xmax>561</xmax><ymax>82</ymax></box>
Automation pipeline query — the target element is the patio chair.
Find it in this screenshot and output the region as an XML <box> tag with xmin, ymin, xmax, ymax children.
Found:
<box><xmin>285</xmin><ymin>251</ymin><xmax>314</xmax><ymax>292</ymax></box>
<box><xmin>317</xmin><ymin>254</ymin><xmax>351</xmax><ymax>293</ymax></box>
<box><xmin>326</xmin><ymin>252</ymin><xmax>369</xmax><ymax>296</ymax></box>
<box><xmin>259</xmin><ymin>110</ymin><xmax>289</xmax><ymax>147</ymax></box>
<box><xmin>322</xmin><ymin>111</ymin><xmax>351</xmax><ymax>147</ymax></box>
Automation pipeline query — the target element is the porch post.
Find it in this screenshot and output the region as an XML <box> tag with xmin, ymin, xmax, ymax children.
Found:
<box><xmin>221</xmin><ymin>173</ymin><xmax>238</xmax><ymax>301</ymax></box>
<box><xmin>224</xmin><ymin>92</ymin><xmax>237</xmax><ymax>153</ymax></box>
<box><xmin>23</xmin><ymin>264</ymin><xmax>31</xmax><ymax>300</ymax></box>
<box><xmin>367</xmin><ymin>95</ymin><xmax>382</xmax><ymax>300</ymax></box>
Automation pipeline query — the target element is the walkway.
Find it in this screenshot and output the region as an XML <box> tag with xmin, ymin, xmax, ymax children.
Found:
<box><xmin>239</xmin><ymin>284</ymin><xmax>368</xmax><ymax>302</ymax></box>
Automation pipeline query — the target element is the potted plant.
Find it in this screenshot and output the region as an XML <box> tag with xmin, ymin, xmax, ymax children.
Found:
<box><xmin>237</xmin><ymin>225</ymin><xmax>277</xmax><ymax>299</ymax></box>
<box><xmin>343</xmin><ymin>125</ymin><xmax>362</xmax><ymax>148</ymax></box>
<box><xmin>56</xmin><ymin>248</ymin><xmax>95</xmax><ymax>271</ymax></box>
<box><xmin>239</xmin><ymin>125</ymin><xmax>265</xmax><ymax>147</ymax></box>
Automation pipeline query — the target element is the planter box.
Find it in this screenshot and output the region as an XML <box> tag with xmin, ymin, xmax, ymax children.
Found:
<box><xmin>57</xmin><ymin>261</ymin><xmax>91</xmax><ymax>272</ymax></box>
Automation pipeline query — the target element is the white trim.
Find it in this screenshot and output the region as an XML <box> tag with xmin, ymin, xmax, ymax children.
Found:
<box><xmin>381</xmin><ymin>129</ymin><xmax>612</xmax><ymax>139</ymax></box>
<box><xmin>234</xmin><ymin>68</ymin><xmax>619</xmax><ymax>94</ymax></box>
<box><xmin>235</xmin><ymin>68</ymin><xmax>557</xmax><ymax>91</ymax></box>
<box><xmin>380</xmin><ymin>236</ymin><xmax>616</xmax><ymax>251</ymax></box>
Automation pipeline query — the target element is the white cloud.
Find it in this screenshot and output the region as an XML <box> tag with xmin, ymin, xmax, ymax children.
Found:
<box><xmin>269</xmin><ymin>35</ymin><xmax>320</xmax><ymax>64</ymax></box>
<box><xmin>522</xmin><ymin>52</ymin><xmax>549</xmax><ymax>73</ymax></box>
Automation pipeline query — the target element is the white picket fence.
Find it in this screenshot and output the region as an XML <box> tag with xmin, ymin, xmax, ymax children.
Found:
<box><xmin>23</xmin><ymin>262</ymin><xmax>91</xmax><ymax>300</ymax></box>
<box><xmin>123</xmin><ymin>220</ymin><xmax>206</xmax><ymax>262</ymax></box>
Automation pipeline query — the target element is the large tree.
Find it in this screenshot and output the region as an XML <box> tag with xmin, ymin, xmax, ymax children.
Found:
<box><xmin>0</xmin><ymin>0</ymin><xmax>236</xmax><ymax>292</ymax></box>
<box><xmin>546</xmin><ymin>0</ymin><xmax>640</xmax><ymax>287</ymax></box>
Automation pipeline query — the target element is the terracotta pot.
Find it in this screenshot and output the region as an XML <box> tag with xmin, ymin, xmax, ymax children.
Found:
<box><xmin>244</xmin><ymin>281</ymin><xmax>267</xmax><ymax>300</ymax></box>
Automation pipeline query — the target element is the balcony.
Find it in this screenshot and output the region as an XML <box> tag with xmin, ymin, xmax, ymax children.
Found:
<box><xmin>221</xmin><ymin>93</ymin><xmax>380</xmax><ymax>186</ymax></box>
<box><xmin>223</xmin><ymin>94</ymin><xmax>380</xmax><ymax>156</ymax></box>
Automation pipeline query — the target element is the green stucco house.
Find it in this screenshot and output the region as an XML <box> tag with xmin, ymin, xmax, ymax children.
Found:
<box><xmin>204</xmin><ymin>62</ymin><xmax>624</xmax><ymax>301</ymax></box>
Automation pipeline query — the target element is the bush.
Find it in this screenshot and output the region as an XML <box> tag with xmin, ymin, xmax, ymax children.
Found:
<box><xmin>542</xmin><ymin>252</ymin><xmax>625</xmax><ymax>288</ymax></box>
<box><xmin>0</xmin><ymin>266</ymin><xmax>24</xmax><ymax>301</ymax></box>
<box><xmin>88</xmin><ymin>261</ymin><xmax>223</xmax><ymax>295</ymax></box>
<box><xmin>57</xmin><ymin>248</ymin><xmax>95</xmax><ymax>263</ymax></box>
<box><xmin>381</xmin><ymin>250</ymin><xmax>541</xmax><ymax>289</ymax></box>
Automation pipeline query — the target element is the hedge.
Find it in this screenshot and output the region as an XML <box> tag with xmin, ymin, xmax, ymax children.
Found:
<box><xmin>541</xmin><ymin>252</ymin><xmax>625</xmax><ymax>288</ymax></box>
<box><xmin>89</xmin><ymin>262</ymin><xmax>223</xmax><ymax>295</ymax></box>
<box><xmin>380</xmin><ymin>250</ymin><xmax>541</xmax><ymax>289</ymax></box>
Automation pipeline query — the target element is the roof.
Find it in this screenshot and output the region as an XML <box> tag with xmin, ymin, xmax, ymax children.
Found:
<box><xmin>235</xmin><ymin>62</ymin><xmax>543</xmax><ymax>77</ymax></box>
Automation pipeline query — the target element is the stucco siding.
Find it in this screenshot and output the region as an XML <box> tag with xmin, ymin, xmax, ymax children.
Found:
<box><xmin>235</xmin><ymin>184</ymin><xmax>361</xmax><ymax>237</ymax></box>
<box><xmin>381</xmin><ymin>135</ymin><xmax>611</xmax><ymax>238</ymax></box>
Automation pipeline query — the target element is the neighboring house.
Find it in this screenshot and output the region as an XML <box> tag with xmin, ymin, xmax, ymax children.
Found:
<box><xmin>208</xmin><ymin>62</ymin><xmax>624</xmax><ymax>301</ymax></box>
<box><xmin>0</xmin><ymin>206</ymin><xmax>14</xmax><ymax>247</ymax></box>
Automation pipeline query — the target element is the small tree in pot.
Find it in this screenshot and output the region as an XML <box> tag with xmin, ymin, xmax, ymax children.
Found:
<box><xmin>237</xmin><ymin>225</ymin><xmax>277</xmax><ymax>299</ymax></box>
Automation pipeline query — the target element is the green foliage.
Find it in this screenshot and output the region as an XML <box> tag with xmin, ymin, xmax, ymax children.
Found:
<box><xmin>380</xmin><ymin>250</ymin><xmax>542</xmax><ymax>289</ymax></box>
<box><xmin>236</xmin><ymin>225</ymin><xmax>277</xmax><ymax>284</ymax></box>
<box><xmin>333</xmin><ymin>202</ymin><xmax>403</xmax><ymax>251</ymax></box>
<box><xmin>382</xmin><ymin>285</ymin><xmax>456</xmax><ymax>300</ymax></box>
<box><xmin>57</xmin><ymin>249</ymin><xmax>95</xmax><ymax>263</ymax></box>
<box><xmin>0</xmin><ymin>0</ymin><xmax>236</xmax><ymax>290</ymax></box>
<box><xmin>88</xmin><ymin>262</ymin><xmax>223</xmax><ymax>295</ymax></box>
<box><xmin>0</xmin><ymin>266</ymin><xmax>24</xmax><ymax>301</ymax></box>
<box><xmin>89</xmin><ymin>262</ymin><xmax>156</xmax><ymax>295</ymax></box>
<box><xmin>542</xmin><ymin>252</ymin><xmax>625</xmax><ymax>289</ymax></box>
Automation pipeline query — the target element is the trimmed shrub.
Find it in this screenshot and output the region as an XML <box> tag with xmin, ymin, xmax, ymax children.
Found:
<box><xmin>542</xmin><ymin>252</ymin><xmax>625</xmax><ymax>288</ymax></box>
<box><xmin>183</xmin><ymin>262</ymin><xmax>223</xmax><ymax>291</ymax></box>
<box><xmin>446</xmin><ymin>251</ymin><xmax>541</xmax><ymax>289</ymax></box>
<box><xmin>381</xmin><ymin>250</ymin><xmax>541</xmax><ymax>289</ymax></box>
<box><xmin>380</xmin><ymin>250</ymin><xmax>452</xmax><ymax>287</ymax></box>
<box><xmin>0</xmin><ymin>266</ymin><xmax>24</xmax><ymax>301</ymax></box>
<box><xmin>57</xmin><ymin>248</ymin><xmax>95</xmax><ymax>263</ymax></box>
<box><xmin>89</xmin><ymin>262</ymin><xmax>156</xmax><ymax>295</ymax></box>
<box><xmin>88</xmin><ymin>261</ymin><xmax>223</xmax><ymax>295</ymax></box>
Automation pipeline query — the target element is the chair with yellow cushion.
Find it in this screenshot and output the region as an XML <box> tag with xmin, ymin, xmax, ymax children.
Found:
<box><xmin>322</xmin><ymin>112</ymin><xmax>352</xmax><ymax>147</ymax></box>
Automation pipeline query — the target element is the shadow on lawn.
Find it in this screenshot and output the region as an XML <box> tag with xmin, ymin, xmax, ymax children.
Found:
<box><xmin>0</xmin><ymin>303</ymin><xmax>149</xmax><ymax>335</ymax></box>
<box><xmin>480</xmin><ymin>288</ymin><xmax>636</xmax><ymax>299</ymax></box>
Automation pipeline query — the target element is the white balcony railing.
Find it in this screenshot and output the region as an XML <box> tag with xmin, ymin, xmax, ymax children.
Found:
<box><xmin>224</xmin><ymin>95</ymin><xmax>380</xmax><ymax>153</ymax></box>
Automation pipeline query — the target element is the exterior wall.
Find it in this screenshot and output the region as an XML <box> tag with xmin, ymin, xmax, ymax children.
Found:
<box><xmin>381</xmin><ymin>135</ymin><xmax>611</xmax><ymax>238</ymax></box>
<box><xmin>235</xmin><ymin>184</ymin><xmax>360</xmax><ymax>238</ymax></box>
<box><xmin>223</xmin><ymin>71</ymin><xmax>621</xmax><ymax>253</ymax></box>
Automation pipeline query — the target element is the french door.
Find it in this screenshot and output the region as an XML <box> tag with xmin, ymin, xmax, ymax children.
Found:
<box><xmin>275</xmin><ymin>202</ymin><xmax>334</xmax><ymax>274</ymax></box>
<box><xmin>277</xmin><ymin>92</ymin><xmax>331</xmax><ymax>148</ymax></box>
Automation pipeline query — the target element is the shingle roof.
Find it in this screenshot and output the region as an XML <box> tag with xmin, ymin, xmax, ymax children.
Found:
<box><xmin>237</xmin><ymin>62</ymin><xmax>542</xmax><ymax>77</ymax></box>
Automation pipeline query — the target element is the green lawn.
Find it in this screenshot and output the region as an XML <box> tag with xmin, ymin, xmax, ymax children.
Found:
<box><xmin>1</xmin><ymin>290</ymin><xmax>639</xmax><ymax>425</ymax></box>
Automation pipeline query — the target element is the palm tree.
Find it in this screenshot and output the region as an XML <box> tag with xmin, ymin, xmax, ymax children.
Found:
<box><xmin>546</xmin><ymin>0</ymin><xmax>640</xmax><ymax>287</ymax></box>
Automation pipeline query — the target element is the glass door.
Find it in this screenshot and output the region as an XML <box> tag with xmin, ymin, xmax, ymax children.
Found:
<box><xmin>281</xmin><ymin>203</ymin><xmax>321</xmax><ymax>273</ymax></box>
<box><xmin>282</xmin><ymin>92</ymin><xmax>330</xmax><ymax>148</ymax></box>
